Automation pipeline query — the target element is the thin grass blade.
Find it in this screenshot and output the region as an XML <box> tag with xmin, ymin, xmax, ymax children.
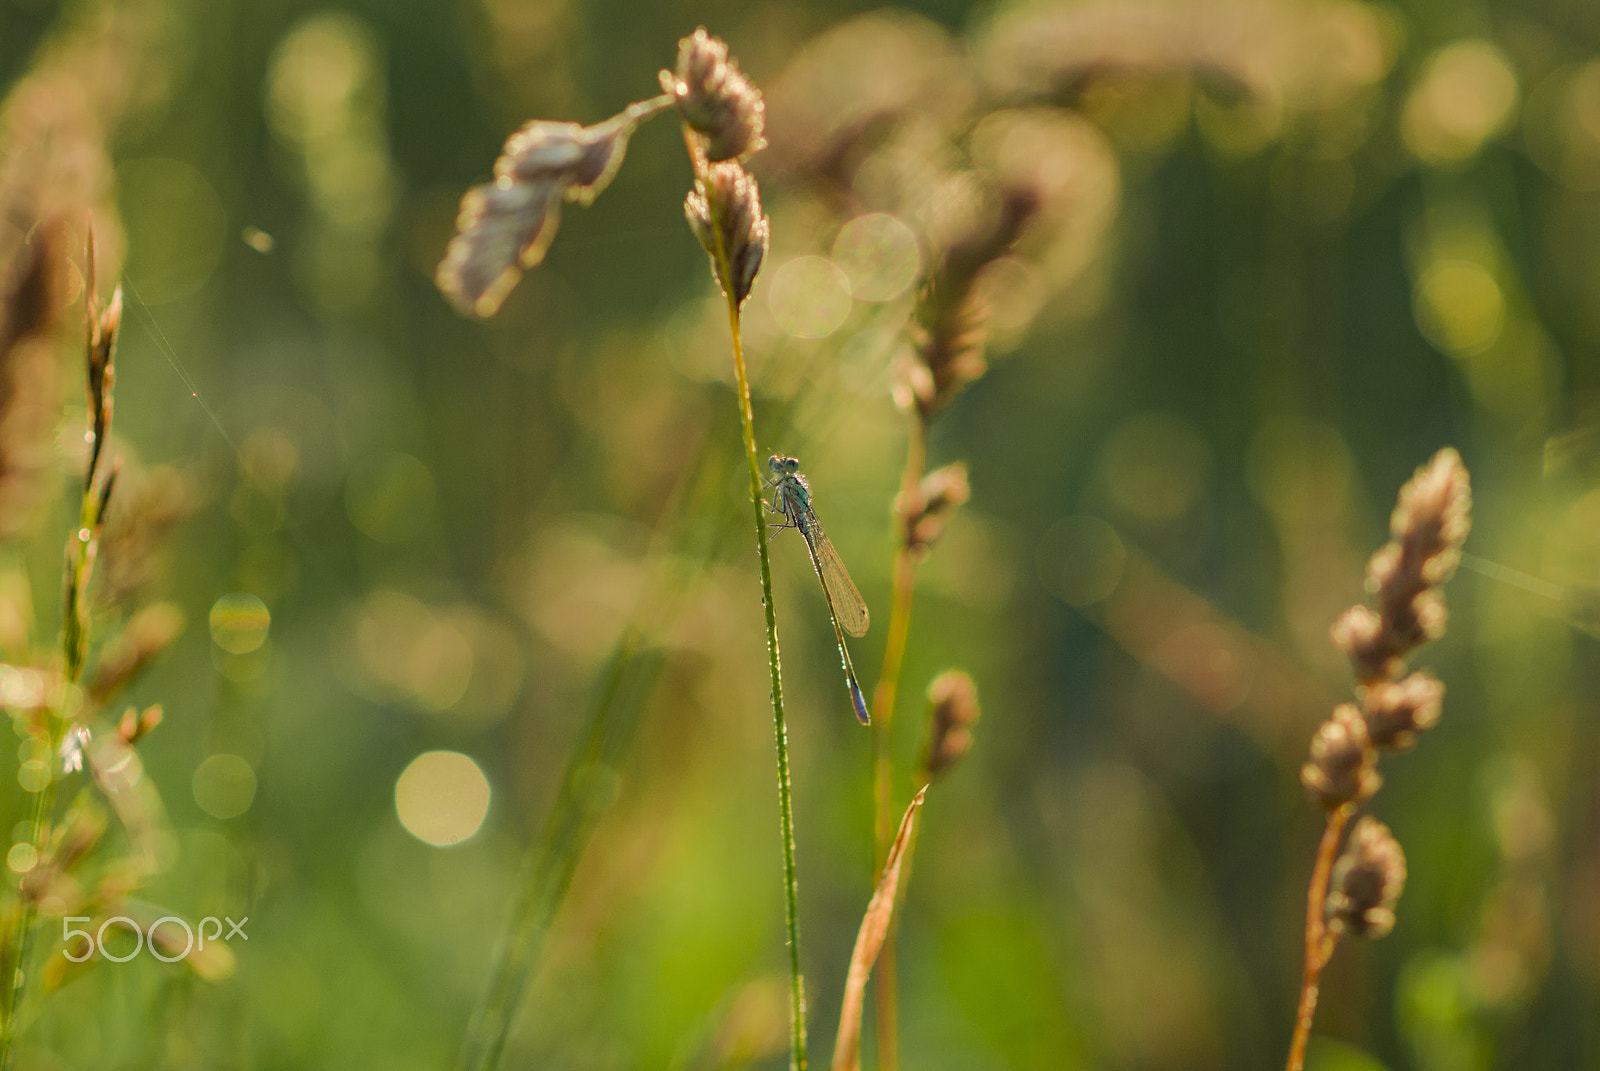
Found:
<box><xmin>456</xmin><ymin>641</ymin><xmax>663</xmax><ymax>1071</ymax></box>
<box><xmin>831</xmin><ymin>786</ymin><xmax>926</xmax><ymax>1071</ymax></box>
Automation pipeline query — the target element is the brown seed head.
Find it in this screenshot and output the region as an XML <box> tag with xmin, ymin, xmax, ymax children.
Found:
<box><xmin>437</xmin><ymin>180</ymin><xmax>565</xmax><ymax>318</ymax></box>
<box><xmin>438</xmin><ymin>104</ymin><xmax>657</xmax><ymax>318</ymax></box>
<box><xmin>1330</xmin><ymin>604</ymin><xmax>1391</xmax><ymax>683</ymax></box>
<box><xmin>494</xmin><ymin>120</ymin><xmax>629</xmax><ymax>197</ymax></box>
<box><xmin>1334</xmin><ymin>449</ymin><xmax>1472</xmax><ymax>683</ymax></box>
<box><xmin>904</xmin><ymin>291</ymin><xmax>989</xmax><ymax>423</ymax></box>
<box><xmin>1389</xmin><ymin>448</ymin><xmax>1472</xmax><ymax>578</ymax></box>
<box><xmin>684</xmin><ymin>161</ymin><xmax>769</xmax><ymax>306</ymax></box>
<box><xmin>1360</xmin><ymin>671</ymin><xmax>1444</xmax><ymax>751</ymax></box>
<box><xmin>85</xmin><ymin>277</ymin><xmax>121</xmax><ymax>491</ymax></box>
<box><xmin>92</xmin><ymin>288</ymin><xmax>121</xmax><ymax>344</ymax></box>
<box><xmin>906</xmin><ymin>182</ymin><xmax>1042</xmax><ymax>422</ymax></box>
<box><xmin>0</xmin><ymin>218</ymin><xmax>66</xmax><ymax>541</ymax></box>
<box><xmin>661</xmin><ymin>28</ymin><xmax>766</xmax><ymax>162</ymax></box>
<box><xmin>923</xmin><ymin>670</ymin><xmax>980</xmax><ymax>782</ymax></box>
<box><xmin>896</xmin><ymin>462</ymin><xmax>971</xmax><ymax>555</ymax></box>
<box><xmin>1326</xmin><ymin>816</ymin><xmax>1407</xmax><ymax>939</ymax></box>
<box><xmin>1300</xmin><ymin>703</ymin><xmax>1380</xmax><ymax>809</ymax></box>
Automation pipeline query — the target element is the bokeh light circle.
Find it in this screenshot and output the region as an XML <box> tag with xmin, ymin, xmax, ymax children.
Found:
<box><xmin>1099</xmin><ymin>413</ymin><xmax>1213</xmax><ymax>524</ymax></box>
<box><xmin>767</xmin><ymin>256</ymin><xmax>853</xmax><ymax>339</ymax></box>
<box><xmin>6</xmin><ymin>843</ymin><xmax>37</xmax><ymax>874</ymax></box>
<box><xmin>1036</xmin><ymin>516</ymin><xmax>1127</xmax><ymax>606</ymax></box>
<box><xmin>831</xmin><ymin>214</ymin><xmax>921</xmax><ymax>303</ymax></box>
<box><xmin>16</xmin><ymin>759</ymin><xmax>49</xmax><ymax>793</ymax></box>
<box><xmin>346</xmin><ymin>452</ymin><xmax>436</xmax><ymax>544</ymax></box>
<box><xmin>210</xmin><ymin>593</ymin><xmax>271</xmax><ymax>654</ymax></box>
<box><xmin>192</xmin><ymin>754</ymin><xmax>258</xmax><ymax>819</ymax></box>
<box><xmin>1401</xmin><ymin>40</ymin><xmax>1519</xmax><ymax>165</ymax></box>
<box><xmin>1414</xmin><ymin>259</ymin><xmax>1504</xmax><ymax>356</ymax></box>
<box><xmin>118</xmin><ymin>157</ymin><xmax>228</xmax><ymax>303</ymax></box>
<box><xmin>394</xmin><ymin>751</ymin><xmax>491</xmax><ymax>847</ymax></box>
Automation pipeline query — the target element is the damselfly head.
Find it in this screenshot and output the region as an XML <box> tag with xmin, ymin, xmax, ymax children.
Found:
<box><xmin>768</xmin><ymin>455</ymin><xmax>801</xmax><ymax>475</ymax></box>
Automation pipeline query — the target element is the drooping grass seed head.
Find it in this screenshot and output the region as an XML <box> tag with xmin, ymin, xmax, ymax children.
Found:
<box><xmin>1300</xmin><ymin>703</ymin><xmax>1380</xmax><ymax>809</ymax></box>
<box><xmin>438</xmin><ymin>108</ymin><xmax>650</xmax><ymax>318</ymax></box>
<box><xmin>661</xmin><ymin>28</ymin><xmax>766</xmax><ymax>162</ymax></box>
<box><xmin>1325</xmin><ymin>816</ymin><xmax>1407</xmax><ymax>939</ymax></box>
<box><xmin>685</xmin><ymin>162</ymin><xmax>769</xmax><ymax>306</ymax></box>
<box><xmin>21</xmin><ymin>802</ymin><xmax>108</xmax><ymax>904</ymax></box>
<box><xmin>439</xmin><ymin>179</ymin><xmax>563</xmax><ymax>318</ymax></box>
<box><xmin>47</xmin><ymin>802</ymin><xmax>107</xmax><ymax>876</ymax></box>
<box><xmin>494</xmin><ymin>119</ymin><xmax>631</xmax><ymax>197</ymax></box>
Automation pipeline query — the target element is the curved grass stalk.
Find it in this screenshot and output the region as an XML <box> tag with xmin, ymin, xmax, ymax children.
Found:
<box><xmin>1285</xmin><ymin>807</ymin><xmax>1352</xmax><ymax>1071</ymax></box>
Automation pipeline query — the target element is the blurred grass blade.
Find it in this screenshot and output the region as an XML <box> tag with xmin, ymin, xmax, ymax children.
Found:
<box><xmin>831</xmin><ymin>786</ymin><xmax>926</xmax><ymax>1071</ymax></box>
<box><xmin>456</xmin><ymin>638</ymin><xmax>664</xmax><ymax>1071</ymax></box>
<box><xmin>454</xmin><ymin>369</ymin><xmax>802</xmax><ymax>1071</ymax></box>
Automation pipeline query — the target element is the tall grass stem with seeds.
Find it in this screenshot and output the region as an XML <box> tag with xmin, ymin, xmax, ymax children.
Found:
<box><xmin>665</xmin><ymin>32</ymin><xmax>807</xmax><ymax>1065</ymax></box>
<box><xmin>0</xmin><ymin>242</ymin><xmax>120</xmax><ymax>1070</ymax></box>
<box><xmin>1285</xmin><ymin>448</ymin><xmax>1469</xmax><ymax>1071</ymax></box>
<box><xmin>437</xmin><ymin>28</ymin><xmax>800</xmax><ymax>1065</ymax></box>
<box><xmin>692</xmin><ymin>144</ymin><xmax>808</xmax><ymax>1071</ymax></box>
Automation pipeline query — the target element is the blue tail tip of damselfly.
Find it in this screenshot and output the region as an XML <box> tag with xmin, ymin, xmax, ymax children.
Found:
<box><xmin>849</xmin><ymin>679</ymin><xmax>870</xmax><ymax>725</ymax></box>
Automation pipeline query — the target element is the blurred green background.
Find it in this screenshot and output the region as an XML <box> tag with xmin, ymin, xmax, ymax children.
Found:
<box><xmin>3</xmin><ymin>0</ymin><xmax>1599</xmax><ymax>1067</ymax></box>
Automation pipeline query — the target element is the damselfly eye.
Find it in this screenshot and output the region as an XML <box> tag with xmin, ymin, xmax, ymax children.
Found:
<box><xmin>768</xmin><ymin>455</ymin><xmax>800</xmax><ymax>474</ymax></box>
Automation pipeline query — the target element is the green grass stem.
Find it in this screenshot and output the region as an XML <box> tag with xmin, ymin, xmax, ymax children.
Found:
<box><xmin>700</xmin><ymin>158</ymin><xmax>808</xmax><ymax>1071</ymax></box>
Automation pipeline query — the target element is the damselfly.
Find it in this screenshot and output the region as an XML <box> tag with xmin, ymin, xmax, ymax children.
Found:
<box><xmin>766</xmin><ymin>455</ymin><xmax>871</xmax><ymax>724</ymax></box>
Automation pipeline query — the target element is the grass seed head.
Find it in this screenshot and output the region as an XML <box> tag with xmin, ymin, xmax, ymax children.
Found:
<box><xmin>897</xmin><ymin>462</ymin><xmax>970</xmax><ymax>555</ymax></box>
<box><xmin>438</xmin><ymin>110</ymin><xmax>647</xmax><ymax>317</ymax></box>
<box><xmin>1359</xmin><ymin>671</ymin><xmax>1444</xmax><ymax>752</ymax></box>
<box><xmin>1334</xmin><ymin>448</ymin><xmax>1472</xmax><ymax>683</ymax></box>
<box><xmin>662</xmin><ymin>28</ymin><xmax>766</xmax><ymax>162</ymax></box>
<box><xmin>924</xmin><ymin>670</ymin><xmax>980</xmax><ymax>782</ymax></box>
<box><xmin>1301</xmin><ymin>703</ymin><xmax>1380</xmax><ymax>809</ymax></box>
<box><xmin>684</xmin><ymin>161</ymin><xmax>769</xmax><ymax>306</ymax></box>
<box><xmin>1325</xmin><ymin>816</ymin><xmax>1407</xmax><ymax>939</ymax></box>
